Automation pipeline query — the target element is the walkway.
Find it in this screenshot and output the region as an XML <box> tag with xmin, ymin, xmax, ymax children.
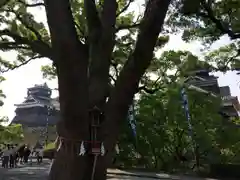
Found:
<box><xmin>0</xmin><ymin>160</ymin><xmax>218</xmax><ymax>180</ymax></box>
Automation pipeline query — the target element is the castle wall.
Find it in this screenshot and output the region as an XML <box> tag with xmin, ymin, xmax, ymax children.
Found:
<box><xmin>22</xmin><ymin>125</ymin><xmax>57</xmax><ymax>147</ymax></box>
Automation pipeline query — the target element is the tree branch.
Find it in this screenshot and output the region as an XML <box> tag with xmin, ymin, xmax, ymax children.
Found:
<box><xmin>44</xmin><ymin>0</ymin><xmax>85</xmax><ymax>49</ymax></box>
<box><xmin>88</xmin><ymin>0</ymin><xmax>118</xmax><ymax>107</ymax></box>
<box><xmin>101</xmin><ymin>0</ymin><xmax>117</xmax><ymax>30</ymax></box>
<box><xmin>44</xmin><ymin>0</ymin><xmax>89</xmax><ymax>132</ymax></box>
<box><xmin>0</xmin><ymin>29</ymin><xmax>52</xmax><ymax>58</ymax></box>
<box><xmin>104</xmin><ymin>0</ymin><xmax>171</xmax><ymax>138</ymax></box>
<box><xmin>0</xmin><ymin>55</ymin><xmax>43</xmax><ymax>73</ymax></box>
<box><xmin>199</xmin><ymin>0</ymin><xmax>240</xmax><ymax>40</ymax></box>
<box><xmin>109</xmin><ymin>74</ymin><xmax>117</xmax><ymax>84</ymax></box>
<box><xmin>137</xmin><ymin>86</ymin><xmax>162</xmax><ymax>94</ymax></box>
<box><xmin>116</xmin><ymin>0</ymin><xmax>133</xmax><ymax>17</ymax></box>
<box><xmin>111</xmin><ymin>61</ymin><xmax>119</xmax><ymax>78</ymax></box>
<box><xmin>17</xmin><ymin>0</ymin><xmax>45</xmax><ymax>7</ymax></box>
<box><xmin>116</xmin><ymin>23</ymin><xmax>140</xmax><ymax>32</ymax></box>
<box><xmin>84</xmin><ymin>0</ymin><xmax>101</xmax><ymax>39</ymax></box>
<box><xmin>216</xmin><ymin>49</ymin><xmax>240</xmax><ymax>71</ymax></box>
<box><xmin>0</xmin><ymin>0</ymin><xmax>9</xmax><ymax>8</ymax></box>
<box><xmin>4</xmin><ymin>9</ymin><xmax>43</xmax><ymax>40</ymax></box>
<box><xmin>0</xmin><ymin>42</ymin><xmax>30</xmax><ymax>50</ymax></box>
<box><xmin>116</xmin><ymin>14</ymin><xmax>142</xmax><ymax>32</ymax></box>
<box><xmin>137</xmin><ymin>77</ymin><xmax>162</xmax><ymax>94</ymax></box>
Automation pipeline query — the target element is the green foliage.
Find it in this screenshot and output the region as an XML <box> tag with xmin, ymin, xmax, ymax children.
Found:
<box><xmin>0</xmin><ymin>0</ymin><xmax>239</xmax><ymax>79</ymax></box>
<box><xmin>0</xmin><ymin>2</ymin><xmax>239</xmax><ymax>177</ymax></box>
<box><xmin>1</xmin><ymin>0</ymin><xmax>238</xmax><ymax>82</ymax></box>
<box><xmin>168</xmin><ymin>0</ymin><xmax>240</xmax><ymax>71</ymax></box>
<box><xmin>0</xmin><ymin>123</ymin><xmax>23</xmax><ymax>144</ymax></box>
<box><xmin>0</xmin><ymin>0</ymin><xmax>168</xmax><ymax>80</ymax></box>
<box><xmin>0</xmin><ymin>76</ymin><xmax>6</xmax><ymax>106</ymax></box>
<box><xmin>205</xmin><ymin>43</ymin><xmax>240</xmax><ymax>71</ymax></box>
<box><xmin>41</xmin><ymin>63</ymin><xmax>57</xmax><ymax>80</ymax></box>
<box><xmin>0</xmin><ymin>0</ymin><xmax>50</xmax><ymax>72</ymax></box>
<box><xmin>44</xmin><ymin>142</ymin><xmax>55</xmax><ymax>150</ymax></box>
<box><xmin>170</xmin><ymin>0</ymin><xmax>240</xmax><ymax>43</ymax></box>
<box><xmin>117</xmin><ymin>81</ymin><xmax>240</xmax><ymax>171</ymax></box>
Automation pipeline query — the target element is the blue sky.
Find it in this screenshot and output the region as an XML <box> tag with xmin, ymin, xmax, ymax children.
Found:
<box><xmin>0</xmin><ymin>1</ymin><xmax>239</xmax><ymax>121</ymax></box>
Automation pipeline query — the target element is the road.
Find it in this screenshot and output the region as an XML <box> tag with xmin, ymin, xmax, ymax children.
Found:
<box><xmin>0</xmin><ymin>160</ymin><xmax>217</xmax><ymax>180</ymax></box>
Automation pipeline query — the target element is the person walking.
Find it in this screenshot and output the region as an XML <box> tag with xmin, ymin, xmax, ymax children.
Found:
<box><xmin>36</xmin><ymin>149</ymin><xmax>43</xmax><ymax>164</ymax></box>
<box><xmin>2</xmin><ymin>145</ymin><xmax>11</xmax><ymax>168</ymax></box>
<box><xmin>18</xmin><ymin>144</ymin><xmax>25</xmax><ymax>164</ymax></box>
<box><xmin>13</xmin><ymin>144</ymin><xmax>19</xmax><ymax>167</ymax></box>
<box><xmin>9</xmin><ymin>145</ymin><xmax>14</xmax><ymax>168</ymax></box>
<box><xmin>23</xmin><ymin>146</ymin><xmax>31</xmax><ymax>164</ymax></box>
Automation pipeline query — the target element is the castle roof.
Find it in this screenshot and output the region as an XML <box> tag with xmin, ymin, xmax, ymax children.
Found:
<box><xmin>11</xmin><ymin>83</ymin><xmax>60</xmax><ymax>127</ymax></box>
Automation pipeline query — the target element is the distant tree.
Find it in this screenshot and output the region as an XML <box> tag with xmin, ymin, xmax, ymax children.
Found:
<box><xmin>117</xmin><ymin>50</ymin><xmax>240</xmax><ymax>171</ymax></box>
<box><xmin>0</xmin><ymin>123</ymin><xmax>24</xmax><ymax>144</ymax></box>
<box><xmin>169</xmin><ymin>0</ymin><xmax>240</xmax><ymax>71</ymax></box>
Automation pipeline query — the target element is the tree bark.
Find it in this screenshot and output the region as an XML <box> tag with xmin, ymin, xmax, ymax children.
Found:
<box><xmin>101</xmin><ymin>0</ymin><xmax>171</xmax><ymax>167</ymax></box>
<box><xmin>48</xmin><ymin>141</ymin><xmax>110</xmax><ymax>180</ymax></box>
<box><xmin>43</xmin><ymin>0</ymin><xmax>171</xmax><ymax>180</ymax></box>
<box><xmin>44</xmin><ymin>0</ymin><xmax>89</xmax><ymax>135</ymax></box>
<box><xmin>44</xmin><ymin>0</ymin><xmax>90</xmax><ymax>179</ymax></box>
<box><xmin>87</xmin><ymin>0</ymin><xmax>117</xmax><ymax>107</ymax></box>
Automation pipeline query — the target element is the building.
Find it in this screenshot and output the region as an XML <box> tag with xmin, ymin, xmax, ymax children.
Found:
<box><xmin>185</xmin><ymin>70</ymin><xmax>240</xmax><ymax>118</ymax></box>
<box><xmin>220</xmin><ymin>86</ymin><xmax>240</xmax><ymax>118</ymax></box>
<box><xmin>11</xmin><ymin>83</ymin><xmax>60</xmax><ymax>147</ymax></box>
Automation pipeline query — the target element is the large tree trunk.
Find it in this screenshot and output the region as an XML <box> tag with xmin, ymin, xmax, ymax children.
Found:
<box><xmin>43</xmin><ymin>0</ymin><xmax>171</xmax><ymax>180</ymax></box>
<box><xmin>48</xmin><ymin>140</ymin><xmax>109</xmax><ymax>180</ymax></box>
<box><xmin>48</xmin><ymin>117</ymin><xmax>116</xmax><ymax>180</ymax></box>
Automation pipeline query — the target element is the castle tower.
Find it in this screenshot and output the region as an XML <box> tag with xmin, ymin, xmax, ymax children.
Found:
<box><xmin>11</xmin><ymin>83</ymin><xmax>60</xmax><ymax>147</ymax></box>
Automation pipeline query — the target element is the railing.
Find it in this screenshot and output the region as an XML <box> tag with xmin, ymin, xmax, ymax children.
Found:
<box><xmin>188</xmin><ymin>79</ymin><xmax>218</xmax><ymax>87</ymax></box>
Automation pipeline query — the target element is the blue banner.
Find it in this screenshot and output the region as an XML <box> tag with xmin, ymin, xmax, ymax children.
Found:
<box><xmin>128</xmin><ymin>104</ymin><xmax>137</xmax><ymax>137</ymax></box>
<box><xmin>180</xmin><ymin>88</ymin><xmax>193</xmax><ymax>137</ymax></box>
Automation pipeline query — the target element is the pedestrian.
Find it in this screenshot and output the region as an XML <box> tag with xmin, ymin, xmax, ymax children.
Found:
<box><xmin>2</xmin><ymin>144</ymin><xmax>11</xmax><ymax>168</ymax></box>
<box><xmin>13</xmin><ymin>144</ymin><xmax>19</xmax><ymax>167</ymax></box>
<box><xmin>37</xmin><ymin>149</ymin><xmax>43</xmax><ymax>164</ymax></box>
<box><xmin>9</xmin><ymin>145</ymin><xmax>14</xmax><ymax>168</ymax></box>
<box><xmin>23</xmin><ymin>146</ymin><xmax>31</xmax><ymax>164</ymax></box>
<box><xmin>18</xmin><ymin>145</ymin><xmax>25</xmax><ymax>164</ymax></box>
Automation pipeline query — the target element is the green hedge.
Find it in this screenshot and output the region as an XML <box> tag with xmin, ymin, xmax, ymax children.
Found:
<box><xmin>44</xmin><ymin>142</ymin><xmax>55</xmax><ymax>150</ymax></box>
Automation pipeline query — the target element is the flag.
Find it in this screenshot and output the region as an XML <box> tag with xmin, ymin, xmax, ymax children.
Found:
<box><xmin>128</xmin><ymin>104</ymin><xmax>137</xmax><ymax>137</ymax></box>
<box><xmin>180</xmin><ymin>88</ymin><xmax>193</xmax><ymax>137</ymax></box>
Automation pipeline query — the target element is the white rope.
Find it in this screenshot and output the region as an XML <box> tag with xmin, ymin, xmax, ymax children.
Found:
<box><xmin>100</xmin><ymin>142</ymin><xmax>105</xmax><ymax>156</ymax></box>
<box><xmin>78</xmin><ymin>141</ymin><xmax>86</xmax><ymax>156</ymax></box>
<box><xmin>57</xmin><ymin>139</ymin><xmax>62</xmax><ymax>152</ymax></box>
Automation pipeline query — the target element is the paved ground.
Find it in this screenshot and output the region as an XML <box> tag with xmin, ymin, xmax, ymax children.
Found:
<box><xmin>0</xmin><ymin>160</ymin><xmax>49</xmax><ymax>180</ymax></box>
<box><xmin>0</xmin><ymin>160</ymin><xmax>217</xmax><ymax>180</ymax></box>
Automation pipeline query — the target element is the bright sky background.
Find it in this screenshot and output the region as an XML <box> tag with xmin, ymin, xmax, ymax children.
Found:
<box><xmin>0</xmin><ymin>1</ymin><xmax>239</xmax><ymax>122</ymax></box>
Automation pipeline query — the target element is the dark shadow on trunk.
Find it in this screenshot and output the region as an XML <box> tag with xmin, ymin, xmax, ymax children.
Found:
<box><xmin>48</xmin><ymin>138</ymin><xmax>109</xmax><ymax>180</ymax></box>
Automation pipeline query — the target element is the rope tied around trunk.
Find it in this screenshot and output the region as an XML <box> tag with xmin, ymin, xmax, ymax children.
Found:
<box><xmin>53</xmin><ymin>106</ymin><xmax>105</xmax><ymax>179</ymax></box>
<box><xmin>54</xmin><ymin>136</ymin><xmax>105</xmax><ymax>180</ymax></box>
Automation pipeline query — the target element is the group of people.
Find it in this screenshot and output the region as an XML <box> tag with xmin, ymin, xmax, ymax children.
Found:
<box><xmin>0</xmin><ymin>144</ymin><xmax>43</xmax><ymax>168</ymax></box>
<box><xmin>0</xmin><ymin>144</ymin><xmax>20</xmax><ymax>168</ymax></box>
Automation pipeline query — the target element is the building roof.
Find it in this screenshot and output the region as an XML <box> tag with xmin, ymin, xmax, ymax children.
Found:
<box><xmin>14</xmin><ymin>84</ymin><xmax>60</xmax><ymax>110</ymax></box>
<box><xmin>12</xmin><ymin>83</ymin><xmax>60</xmax><ymax>126</ymax></box>
<box><xmin>185</xmin><ymin>72</ymin><xmax>239</xmax><ymax>117</ymax></box>
<box><xmin>12</xmin><ymin>111</ymin><xmax>60</xmax><ymax>127</ymax></box>
<box><xmin>184</xmin><ymin>74</ymin><xmax>220</xmax><ymax>95</ymax></box>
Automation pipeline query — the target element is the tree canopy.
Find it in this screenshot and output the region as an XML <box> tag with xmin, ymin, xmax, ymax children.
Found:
<box><xmin>117</xmin><ymin>78</ymin><xmax>240</xmax><ymax>172</ymax></box>
<box><xmin>0</xmin><ymin>0</ymin><xmax>239</xmax><ymax>77</ymax></box>
<box><xmin>0</xmin><ymin>123</ymin><xmax>23</xmax><ymax>144</ymax></box>
<box><xmin>0</xmin><ymin>0</ymin><xmax>239</xmax><ymax>180</ymax></box>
